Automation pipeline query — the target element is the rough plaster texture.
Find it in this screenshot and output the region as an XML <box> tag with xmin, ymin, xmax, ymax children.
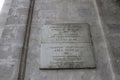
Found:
<box><xmin>96</xmin><ymin>0</ymin><xmax>120</xmax><ymax>80</ymax></box>
<box><xmin>0</xmin><ymin>0</ymin><xmax>12</xmax><ymax>38</ymax></box>
<box><xmin>25</xmin><ymin>0</ymin><xmax>114</xmax><ymax>80</ymax></box>
<box><xmin>0</xmin><ymin>0</ymin><xmax>120</xmax><ymax>80</ymax></box>
<box><xmin>0</xmin><ymin>0</ymin><xmax>30</xmax><ymax>80</ymax></box>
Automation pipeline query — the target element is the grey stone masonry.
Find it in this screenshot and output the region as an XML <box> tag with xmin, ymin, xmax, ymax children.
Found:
<box><xmin>0</xmin><ymin>0</ymin><xmax>30</xmax><ymax>80</ymax></box>
<box><xmin>25</xmin><ymin>0</ymin><xmax>115</xmax><ymax>80</ymax></box>
<box><xmin>0</xmin><ymin>0</ymin><xmax>12</xmax><ymax>38</ymax></box>
<box><xmin>0</xmin><ymin>0</ymin><xmax>120</xmax><ymax>80</ymax></box>
<box><xmin>96</xmin><ymin>0</ymin><xmax>120</xmax><ymax>80</ymax></box>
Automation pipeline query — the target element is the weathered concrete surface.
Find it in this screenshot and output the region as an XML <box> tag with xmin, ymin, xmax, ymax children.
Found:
<box><xmin>0</xmin><ymin>0</ymin><xmax>30</xmax><ymax>80</ymax></box>
<box><xmin>0</xmin><ymin>0</ymin><xmax>12</xmax><ymax>38</ymax></box>
<box><xmin>0</xmin><ymin>0</ymin><xmax>120</xmax><ymax>80</ymax></box>
<box><xmin>96</xmin><ymin>0</ymin><xmax>120</xmax><ymax>80</ymax></box>
<box><xmin>25</xmin><ymin>0</ymin><xmax>115</xmax><ymax>80</ymax></box>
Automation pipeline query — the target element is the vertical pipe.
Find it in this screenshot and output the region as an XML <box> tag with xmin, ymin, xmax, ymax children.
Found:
<box><xmin>18</xmin><ymin>0</ymin><xmax>35</xmax><ymax>80</ymax></box>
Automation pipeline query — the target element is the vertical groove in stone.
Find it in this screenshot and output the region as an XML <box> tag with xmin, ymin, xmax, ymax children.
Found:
<box><xmin>17</xmin><ymin>0</ymin><xmax>35</xmax><ymax>80</ymax></box>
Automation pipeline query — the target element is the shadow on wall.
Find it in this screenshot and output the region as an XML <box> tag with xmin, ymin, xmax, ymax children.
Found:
<box><xmin>116</xmin><ymin>0</ymin><xmax>120</xmax><ymax>6</ymax></box>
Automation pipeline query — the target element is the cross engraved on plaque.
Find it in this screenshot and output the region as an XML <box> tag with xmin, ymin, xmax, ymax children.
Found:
<box><xmin>40</xmin><ymin>23</ymin><xmax>96</xmax><ymax>69</ymax></box>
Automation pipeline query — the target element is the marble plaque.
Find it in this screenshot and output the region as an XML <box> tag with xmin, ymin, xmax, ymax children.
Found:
<box><xmin>40</xmin><ymin>23</ymin><xmax>96</xmax><ymax>69</ymax></box>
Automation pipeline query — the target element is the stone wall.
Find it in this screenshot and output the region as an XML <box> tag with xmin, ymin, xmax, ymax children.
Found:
<box><xmin>0</xmin><ymin>0</ymin><xmax>120</xmax><ymax>80</ymax></box>
<box><xmin>0</xmin><ymin>0</ymin><xmax>30</xmax><ymax>80</ymax></box>
<box><xmin>96</xmin><ymin>0</ymin><xmax>120</xmax><ymax>80</ymax></box>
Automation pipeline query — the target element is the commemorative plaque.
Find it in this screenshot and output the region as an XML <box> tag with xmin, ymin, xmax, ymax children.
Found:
<box><xmin>40</xmin><ymin>23</ymin><xmax>96</xmax><ymax>69</ymax></box>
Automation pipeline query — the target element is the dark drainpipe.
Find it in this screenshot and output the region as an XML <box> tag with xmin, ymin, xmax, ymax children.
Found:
<box><xmin>18</xmin><ymin>0</ymin><xmax>35</xmax><ymax>80</ymax></box>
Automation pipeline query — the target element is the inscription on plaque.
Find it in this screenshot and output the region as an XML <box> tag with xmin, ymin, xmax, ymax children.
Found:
<box><xmin>40</xmin><ymin>23</ymin><xmax>95</xmax><ymax>69</ymax></box>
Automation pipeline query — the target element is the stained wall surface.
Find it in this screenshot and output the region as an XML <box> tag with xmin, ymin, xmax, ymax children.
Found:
<box><xmin>0</xmin><ymin>0</ymin><xmax>30</xmax><ymax>80</ymax></box>
<box><xmin>25</xmin><ymin>0</ymin><xmax>113</xmax><ymax>80</ymax></box>
<box><xmin>96</xmin><ymin>0</ymin><xmax>120</xmax><ymax>80</ymax></box>
<box><xmin>0</xmin><ymin>0</ymin><xmax>120</xmax><ymax>80</ymax></box>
